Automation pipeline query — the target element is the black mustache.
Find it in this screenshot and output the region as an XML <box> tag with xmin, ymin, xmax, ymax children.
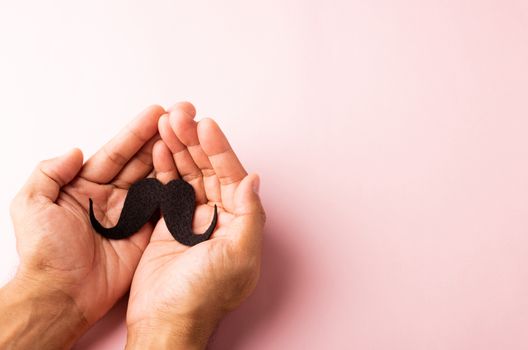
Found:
<box><xmin>89</xmin><ymin>178</ymin><xmax>218</xmax><ymax>246</ymax></box>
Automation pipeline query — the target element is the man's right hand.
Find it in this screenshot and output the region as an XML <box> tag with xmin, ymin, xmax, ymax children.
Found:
<box><xmin>126</xmin><ymin>103</ymin><xmax>266</xmax><ymax>349</ymax></box>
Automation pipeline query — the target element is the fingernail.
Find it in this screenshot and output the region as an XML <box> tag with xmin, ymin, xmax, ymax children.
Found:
<box><xmin>252</xmin><ymin>175</ymin><xmax>260</xmax><ymax>194</ymax></box>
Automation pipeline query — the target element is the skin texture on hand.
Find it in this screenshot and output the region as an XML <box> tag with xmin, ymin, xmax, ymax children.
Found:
<box><xmin>125</xmin><ymin>103</ymin><xmax>266</xmax><ymax>349</ymax></box>
<box><xmin>0</xmin><ymin>102</ymin><xmax>264</xmax><ymax>349</ymax></box>
<box><xmin>0</xmin><ymin>276</ymin><xmax>88</xmax><ymax>349</ymax></box>
<box><xmin>1</xmin><ymin>105</ymin><xmax>166</xmax><ymax>348</ymax></box>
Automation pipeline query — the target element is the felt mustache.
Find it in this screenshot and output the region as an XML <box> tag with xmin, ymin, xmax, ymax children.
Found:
<box><xmin>89</xmin><ymin>178</ymin><xmax>218</xmax><ymax>246</ymax></box>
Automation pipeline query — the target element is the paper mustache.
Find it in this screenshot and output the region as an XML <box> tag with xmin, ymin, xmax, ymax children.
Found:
<box><xmin>89</xmin><ymin>178</ymin><xmax>218</xmax><ymax>246</ymax></box>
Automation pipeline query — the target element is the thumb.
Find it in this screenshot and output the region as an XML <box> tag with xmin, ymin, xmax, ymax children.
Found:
<box><xmin>21</xmin><ymin>148</ymin><xmax>84</xmax><ymax>203</ymax></box>
<box><xmin>230</xmin><ymin>173</ymin><xmax>266</xmax><ymax>248</ymax></box>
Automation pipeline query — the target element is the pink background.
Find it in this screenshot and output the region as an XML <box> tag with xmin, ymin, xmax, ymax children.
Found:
<box><xmin>1</xmin><ymin>1</ymin><xmax>528</xmax><ymax>349</ymax></box>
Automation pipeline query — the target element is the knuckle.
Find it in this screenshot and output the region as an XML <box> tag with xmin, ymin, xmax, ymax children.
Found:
<box><xmin>37</xmin><ymin>159</ymin><xmax>49</xmax><ymax>170</ymax></box>
<box><xmin>35</xmin><ymin>159</ymin><xmax>53</xmax><ymax>177</ymax></box>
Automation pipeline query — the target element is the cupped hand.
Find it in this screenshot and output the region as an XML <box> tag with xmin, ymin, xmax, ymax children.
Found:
<box><xmin>9</xmin><ymin>105</ymin><xmax>166</xmax><ymax>328</ymax></box>
<box><xmin>126</xmin><ymin>103</ymin><xmax>266</xmax><ymax>348</ymax></box>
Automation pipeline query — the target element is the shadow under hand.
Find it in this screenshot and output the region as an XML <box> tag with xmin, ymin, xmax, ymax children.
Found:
<box><xmin>210</xmin><ymin>217</ymin><xmax>299</xmax><ymax>350</ymax></box>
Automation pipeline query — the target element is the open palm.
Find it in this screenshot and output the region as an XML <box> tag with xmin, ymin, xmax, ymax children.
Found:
<box><xmin>11</xmin><ymin>105</ymin><xmax>166</xmax><ymax>324</ymax></box>
<box><xmin>127</xmin><ymin>103</ymin><xmax>265</xmax><ymax>330</ymax></box>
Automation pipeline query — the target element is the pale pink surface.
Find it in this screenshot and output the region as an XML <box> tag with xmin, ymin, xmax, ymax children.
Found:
<box><xmin>1</xmin><ymin>1</ymin><xmax>528</xmax><ymax>349</ymax></box>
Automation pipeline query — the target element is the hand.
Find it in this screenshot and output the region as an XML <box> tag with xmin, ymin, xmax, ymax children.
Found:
<box><xmin>0</xmin><ymin>105</ymin><xmax>166</xmax><ymax>349</ymax></box>
<box><xmin>126</xmin><ymin>103</ymin><xmax>266</xmax><ymax>349</ymax></box>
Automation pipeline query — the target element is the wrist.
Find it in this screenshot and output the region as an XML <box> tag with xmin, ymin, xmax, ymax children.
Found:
<box><xmin>126</xmin><ymin>314</ymin><xmax>221</xmax><ymax>350</ymax></box>
<box><xmin>0</xmin><ymin>274</ymin><xmax>89</xmax><ymax>349</ymax></box>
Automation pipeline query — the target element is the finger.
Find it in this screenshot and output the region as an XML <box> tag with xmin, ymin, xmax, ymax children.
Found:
<box><xmin>169</xmin><ymin>109</ymin><xmax>222</xmax><ymax>205</ymax></box>
<box><xmin>158</xmin><ymin>113</ymin><xmax>207</xmax><ymax>204</ymax></box>
<box><xmin>197</xmin><ymin>118</ymin><xmax>247</xmax><ymax>211</ymax></box>
<box><xmin>166</xmin><ymin>101</ymin><xmax>197</xmax><ymax>116</ymax></box>
<box><xmin>80</xmin><ymin>105</ymin><xmax>165</xmax><ymax>184</ymax></box>
<box><xmin>229</xmin><ymin>173</ymin><xmax>266</xmax><ymax>253</ymax></box>
<box><xmin>111</xmin><ymin>134</ymin><xmax>160</xmax><ymax>189</ymax></box>
<box><xmin>152</xmin><ymin>140</ymin><xmax>179</xmax><ymax>184</ymax></box>
<box><xmin>20</xmin><ymin>148</ymin><xmax>84</xmax><ymax>203</ymax></box>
